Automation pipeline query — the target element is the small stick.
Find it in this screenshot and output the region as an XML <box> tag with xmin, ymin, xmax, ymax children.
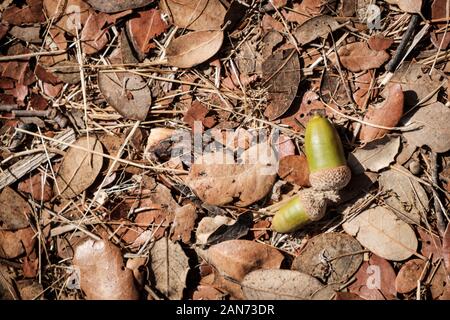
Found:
<box><xmin>0</xmin><ymin>49</ymin><xmax>66</xmax><ymax>62</ymax></box>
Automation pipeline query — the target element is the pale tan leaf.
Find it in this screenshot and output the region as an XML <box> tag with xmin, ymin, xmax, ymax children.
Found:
<box><xmin>160</xmin><ymin>0</ymin><xmax>226</xmax><ymax>31</ymax></box>
<box><xmin>343</xmin><ymin>207</ymin><xmax>418</xmax><ymax>261</ymax></box>
<box><xmin>166</xmin><ymin>30</ymin><xmax>224</xmax><ymax>68</ymax></box>
<box><xmin>242</xmin><ymin>269</ymin><xmax>325</xmax><ymax>300</ymax></box>
<box><xmin>348</xmin><ymin>136</ymin><xmax>400</xmax><ymax>174</ymax></box>
<box><xmin>187</xmin><ymin>142</ymin><xmax>277</xmax><ymax>206</ymax></box>
<box><xmin>403</xmin><ymin>102</ymin><xmax>450</xmax><ymax>153</ymax></box>
<box><xmin>197</xmin><ymin>240</ymin><xmax>284</xmax><ymax>281</ymax></box>
<box><xmin>148</xmin><ymin>237</ymin><xmax>189</xmax><ymax>300</ymax></box>
<box><xmin>55</xmin><ymin>136</ymin><xmax>104</xmax><ymax>199</ymax></box>
<box><xmin>73</xmin><ymin>238</ymin><xmax>139</xmax><ymax>300</ymax></box>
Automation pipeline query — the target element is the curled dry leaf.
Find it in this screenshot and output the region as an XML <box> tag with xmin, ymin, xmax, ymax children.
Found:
<box><xmin>196</xmin><ymin>216</ymin><xmax>236</xmax><ymax>245</ymax></box>
<box><xmin>278</xmin><ymin>155</ymin><xmax>310</xmax><ymax>187</ymax></box>
<box><xmin>199</xmin><ymin>213</ymin><xmax>252</xmax><ymax>246</ymax></box>
<box><xmin>403</xmin><ymin>102</ymin><xmax>450</xmax><ymax>153</ymax></box>
<box><xmin>18</xmin><ymin>172</ymin><xmax>53</xmax><ymax>202</ymax></box>
<box><xmin>262</xmin><ymin>49</ymin><xmax>301</xmax><ymax>120</ymax></box>
<box><xmin>73</xmin><ymin>238</ymin><xmax>139</xmax><ymax>300</ymax></box>
<box><xmin>170</xmin><ymin>203</ymin><xmax>197</xmax><ymax>244</ymax></box>
<box><xmin>160</xmin><ymin>0</ymin><xmax>226</xmax><ymax>31</ymax></box>
<box><xmin>197</xmin><ymin>240</ymin><xmax>284</xmax><ymax>281</ymax></box>
<box><xmin>87</xmin><ymin>0</ymin><xmax>154</xmax><ymax>13</ymax></box>
<box><xmin>148</xmin><ymin>238</ymin><xmax>189</xmax><ymax>300</ymax></box>
<box><xmin>187</xmin><ymin>142</ymin><xmax>277</xmax><ymax>206</ymax></box>
<box><xmin>395</xmin><ymin>259</ymin><xmax>425</xmax><ymax>294</ymax></box>
<box><xmin>349</xmin><ymin>254</ymin><xmax>397</xmax><ymax>300</ymax></box>
<box><xmin>359</xmin><ymin>84</ymin><xmax>404</xmax><ymax>143</ymax></box>
<box><xmin>0</xmin><ymin>187</ymin><xmax>32</xmax><ymax>230</ymax></box>
<box><xmin>348</xmin><ymin>136</ymin><xmax>400</xmax><ymax>174</ymax></box>
<box><xmin>242</xmin><ymin>269</ymin><xmax>326</xmax><ymax>300</ymax></box>
<box><xmin>343</xmin><ymin>206</ymin><xmax>418</xmax><ymax>261</ymax></box>
<box><xmin>98</xmin><ymin>69</ymin><xmax>152</xmax><ymax>120</ymax></box>
<box><xmin>0</xmin><ymin>227</ymin><xmax>35</xmax><ymax>259</ymax></box>
<box><xmin>385</xmin><ymin>0</ymin><xmax>422</xmax><ymax>13</ymax></box>
<box><xmin>292</xmin><ymin>232</ymin><xmax>363</xmax><ymax>284</ymax></box>
<box><xmin>166</xmin><ymin>30</ymin><xmax>224</xmax><ymax>68</ymax></box>
<box><xmin>338</xmin><ymin>42</ymin><xmax>390</xmax><ymax>72</ymax></box>
<box><xmin>126</xmin><ymin>9</ymin><xmax>168</xmax><ymax>61</ymax></box>
<box><xmin>368</xmin><ymin>34</ymin><xmax>394</xmax><ymax>51</ymax></box>
<box><xmin>293</xmin><ymin>15</ymin><xmax>340</xmax><ymax>45</ymax></box>
<box><xmin>55</xmin><ymin>136</ymin><xmax>103</xmax><ymax>199</ymax></box>
<box><xmin>379</xmin><ymin>169</ymin><xmax>428</xmax><ymax>225</ymax></box>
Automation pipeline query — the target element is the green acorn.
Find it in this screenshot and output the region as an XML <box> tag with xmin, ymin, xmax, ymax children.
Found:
<box><xmin>271</xmin><ymin>189</ymin><xmax>328</xmax><ymax>233</ymax></box>
<box><xmin>305</xmin><ymin>114</ymin><xmax>351</xmax><ymax>191</ymax></box>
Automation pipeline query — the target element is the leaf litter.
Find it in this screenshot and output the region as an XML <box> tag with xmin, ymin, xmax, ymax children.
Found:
<box><xmin>0</xmin><ymin>0</ymin><xmax>449</xmax><ymax>301</ymax></box>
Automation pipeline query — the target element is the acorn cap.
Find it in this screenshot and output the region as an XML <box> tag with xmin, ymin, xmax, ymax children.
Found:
<box><xmin>272</xmin><ymin>189</ymin><xmax>328</xmax><ymax>233</ymax></box>
<box><xmin>309</xmin><ymin>165</ymin><xmax>351</xmax><ymax>191</ymax></box>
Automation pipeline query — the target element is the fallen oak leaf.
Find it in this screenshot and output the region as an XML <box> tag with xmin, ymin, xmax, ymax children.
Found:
<box><xmin>73</xmin><ymin>238</ymin><xmax>139</xmax><ymax>300</ymax></box>
<box><xmin>359</xmin><ymin>84</ymin><xmax>404</xmax><ymax>143</ymax></box>
<box><xmin>0</xmin><ymin>227</ymin><xmax>35</xmax><ymax>259</ymax></box>
<box><xmin>278</xmin><ymin>155</ymin><xmax>311</xmax><ymax>187</ymax></box>
<box><xmin>160</xmin><ymin>0</ymin><xmax>226</xmax><ymax>31</ymax></box>
<box><xmin>196</xmin><ymin>240</ymin><xmax>284</xmax><ymax>281</ymax></box>
<box><xmin>18</xmin><ymin>171</ymin><xmax>53</xmax><ymax>202</ymax></box>
<box><xmin>126</xmin><ymin>8</ymin><xmax>168</xmax><ymax>61</ymax></box>
<box><xmin>343</xmin><ymin>206</ymin><xmax>418</xmax><ymax>261</ymax></box>
<box><xmin>368</xmin><ymin>34</ymin><xmax>394</xmax><ymax>51</ymax></box>
<box><xmin>148</xmin><ymin>237</ymin><xmax>189</xmax><ymax>300</ymax></box>
<box><xmin>338</xmin><ymin>42</ymin><xmax>390</xmax><ymax>72</ymax></box>
<box><xmin>293</xmin><ymin>15</ymin><xmax>340</xmax><ymax>45</ymax></box>
<box><xmin>170</xmin><ymin>203</ymin><xmax>197</xmax><ymax>244</ymax></box>
<box><xmin>0</xmin><ymin>186</ymin><xmax>33</xmax><ymax>230</ymax></box>
<box><xmin>395</xmin><ymin>259</ymin><xmax>425</xmax><ymax>294</ymax></box>
<box><xmin>86</xmin><ymin>0</ymin><xmax>154</xmax><ymax>13</ymax></box>
<box><xmin>166</xmin><ymin>30</ymin><xmax>224</xmax><ymax>68</ymax></box>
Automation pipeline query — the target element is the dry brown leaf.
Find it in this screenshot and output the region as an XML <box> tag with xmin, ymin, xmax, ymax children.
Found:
<box><xmin>22</xmin><ymin>256</ymin><xmax>39</xmax><ymax>278</ymax></box>
<box><xmin>334</xmin><ymin>292</ymin><xmax>365</xmax><ymax>300</ymax></box>
<box><xmin>368</xmin><ymin>34</ymin><xmax>394</xmax><ymax>51</ymax></box>
<box><xmin>148</xmin><ymin>237</ymin><xmax>189</xmax><ymax>300</ymax></box>
<box><xmin>292</xmin><ymin>233</ymin><xmax>363</xmax><ymax>284</ymax></box>
<box><xmin>87</xmin><ymin>0</ymin><xmax>154</xmax><ymax>13</ymax></box>
<box><xmin>187</xmin><ymin>142</ymin><xmax>277</xmax><ymax>206</ymax></box>
<box><xmin>403</xmin><ymin>102</ymin><xmax>450</xmax><ymax>153</ymax></box>
<box><xmin>160</xmin><ymin>0</ymin><xmax>226</xmax><ymax>31</ymax></box>
<box><xmin>284</xmin><ymin>0</ymin><xmax>325</xmax><ymax>25</ymax></box>
<box><xmin>343</xmin><ymin>206</ymin><xmax>418</xmax><ymax>261</ymax></box>
<box><xmin>431</xmin><ymin>0</ymin><xmax>450</xmax><ymax>49</ymax></box>
<box><xmin>198</xmin><ymin>240</ymin><xmax>284</xmax><ymax>281</ymax></box>
<box><xmin>193</xmin><ymin>285</ymin><xmax>225</xmax><ymax>300</ymax></box>
<box><xmin>262</xmin><ymin>49</ymin><xmax>301</xmax><ymax>120</ymax></box>
<box><xmin>9</xmin><ymin>26</ymin><xmax>41</xmax><ymax>43</ymax></box>
<box><xmin>166</xmin><ymin>30</ymin><xmax>224</xmax><ymax>68</ymax></box>
<box><xmin>43</xmin><ymin>0</ymin><xmax>91</xmax><ymax>34</ymax></box>
<box><xmin>170</xmin><ymin>203</ymin><xmax>197</xmax><ymax>244</ymax></box>
<box><xmin>275</xmin><ymin>134</ymin><xmax>296</xmax><ymax>159</ymax></box>
<box><xmin>18</xmin><ymin>172</ymin><xmax>53</xmax><ymax>202</ymax></box>
<box><xmin>261</xmin><ymin>15</ymin><xmax>284</xmax><ymax>33</ymax></box>
<box><xmin>385</xmin><ymin>0</ymin><xmax>422</xmax><ymax>13</ymax></box>
<box><xmin>17</xmin><ymin>280</ymin><xmax>44</xmax><ymax>300</ymax></box>
<box><xmin>73</xmin><ymin>238</ymin><xmax>139</xmax><ymax>300</ymax></box>
<box><xmin>348</xmin><ymin>136</ymin><xmax>400</xmax><ymax>174</ymax></box>
<box><xmin>360</xmin><ymin>84</ymin><xmax>404</xmax><ymax>143</ymax></box>
<box><xmin>417</xmin><ymin>228</ymin><xmax>442</xmax><ymax>261</ymax></box>
<box><xmin>2</xmin><ymin>0</ymin><xmax>45</xmax><ymax>25</ymax></box>
<box><xmin>395</xmin><ymin>259</ymin><xmax>425</xmax><ymax>294</ymax></box>
<box><xmin>183</xmin><ymin>100</ymin><xmax>215</xmax><ymax>129</ymax></box>
<box><xmin>98</xmin><ymin>68</ymin><xmax>152</xmax><ymax>120</ymax></box>
<box><xmin>379</xmin><ymin>169</ymin><xmax>427</xmax><ymax>225</ymax></box>
<box><xmin>348</xmin><ymin>254</ymin><xmax>397</xmax><ymax>300</ymax></box>
<box><xmin>352</xmin><ymin>71</ymin><xmax>374</xmax><ymax>109</ymax></box>
<box><xmin>126</xmin><ymin>9</ymin><xmax>168</xmax><ymax>60</ymax></box>
<box><xmin>0</xmin><ymin>186</ymin><xmax>32</xmax><ymax>230</ymax></box>
<box><xmin>293</xmin><ymin>15</ymin><xmax>340</xmax><ymax>45</ymax></box>
<box><xmin>0</xmin><ymin>227</ymin><xmax>35</xmax><ymax>259</ymax></box>
<box><xmin>242</xmin><ymin>269</ymin><xmax>325</xmax><ymax>300</ymax></box>
<box><xmin>55</xmin><ymin>136</ymin><xmax>104</xmax><ymax>199</ymax></box>
<box><xmin>278</xmin><ymin>155</ymin><xmax>310</xmax><ymax>187</ymax></box>
<box><xmin>338</xmin><ymin>42</ymin><xmax>390</xmax><ymax>72</ymax></box>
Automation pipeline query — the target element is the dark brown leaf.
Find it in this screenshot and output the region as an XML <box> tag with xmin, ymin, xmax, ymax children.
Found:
<box><xmin>86</xmin><ymin>0</ymin><xmax>154</xmax><ymax>13</ymax></box>
<box><xmin>18</xmin><ymin>172</ymin><xmax>53</xmax><ymax>202</ymax></box>
<box><xmin>278</xmin><ymin>155</ymin><xmax>311</xmax><ymax>187</ymax></box>
<box><xmin>262</xmin><ymin>49</ymin><xmax>300</xmax><ymax>120</ymax></box>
